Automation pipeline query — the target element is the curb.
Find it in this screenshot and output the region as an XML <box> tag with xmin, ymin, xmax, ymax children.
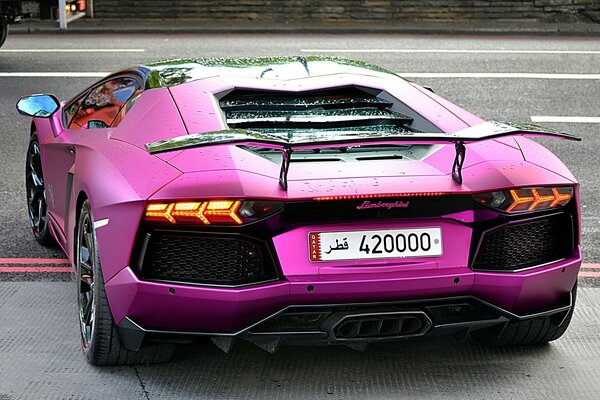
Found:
<box><xmin>7</xmin><ymin>20</ymin><xmax>600</xmax><ymax>37</ymax></box>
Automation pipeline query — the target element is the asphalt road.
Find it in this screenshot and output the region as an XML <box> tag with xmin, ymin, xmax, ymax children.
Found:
<box><xmin>0</xmin><ymin>33</ymin><xmax>599</xmax><ymax>399</ymax></box>
<box><xmin>1</xmin><ymin>34</ymin><xmax>599</xmax><ymax>260</ymax></box>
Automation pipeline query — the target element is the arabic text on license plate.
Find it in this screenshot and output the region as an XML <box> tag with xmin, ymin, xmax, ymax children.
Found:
<box><xmin>309</xmin><ymin>228</ymin><xmax>442</xmax><ymax>262</ymax></box>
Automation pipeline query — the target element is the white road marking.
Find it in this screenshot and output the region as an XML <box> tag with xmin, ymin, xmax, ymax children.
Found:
<box><xmin>1</xmin><ymin>72</ymin><xmax>598</xmax><ymax>80</ymax></box>
<box><xmin>530</xmin><ymin>116</ymin><xmax>600</xmax><ymax>123</ymax></box>
<box><xmin>302</xmin><ymin>48</ymin><xmax>600</xmax><ymax>55</ymax></box>
<box><xmin>0</xmin><ymin>48</ymin><xmax>145</xmax><ymax>53</ymax></box>
<box><xmin>0</xmin><ymin>72</ymin><xmax>109</xmax><ymax>77</ymax></box>
<box><xmin>398</xmin><ymin>72</ymin><xmax>600</xmax><ymax>79</ymax></box>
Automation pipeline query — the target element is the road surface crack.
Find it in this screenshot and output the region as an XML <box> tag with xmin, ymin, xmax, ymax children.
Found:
<box><xmin>134</xmin><ymin>366</ymin><xmax>151</xmax><ymax>400</ymax></box>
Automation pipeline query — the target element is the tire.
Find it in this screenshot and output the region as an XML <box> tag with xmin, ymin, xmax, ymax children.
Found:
<box><xmin>76</xmin><ymin>200</ymin><xmax>175</xmax><ymax>365</ymax></box>
<box><xmin>0</xmin><ymin>16</ymin><xmax>7</xmax><ymax>48</ymax></box>
<box><xmin>25</xmin><ymin>135</ymin><xmax>54</xmax><ymax>246</ymax></box>
<box><xmin>471</xmin><ymin>283</ymin><xmax>577</xmax><ymax>346</ymax></box>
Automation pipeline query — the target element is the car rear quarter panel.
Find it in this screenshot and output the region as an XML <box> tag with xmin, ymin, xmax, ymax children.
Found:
<box><xmin>67</xmin><ymin>136</ymin><xmax>181</xmax><ymax>281</ymax></box>
<box><xmin>515</xmin><ymin>136</ymin><xmax>578</xmax><ymax>182</ymax></box>
<box><xmin>109</xmin><ymin>87</ymin><xmax>189</xmax><ymax>153</ymax></box>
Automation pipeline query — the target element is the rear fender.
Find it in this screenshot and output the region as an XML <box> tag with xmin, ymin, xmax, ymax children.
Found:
<box><xmin>67</xmin><ymin>141</ymin><xmax>181</xmax><ymax>281</ymax></box>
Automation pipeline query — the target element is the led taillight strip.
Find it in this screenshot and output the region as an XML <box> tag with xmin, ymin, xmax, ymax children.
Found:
<box><xmin>506</xmin><ymin>187</ymin><xmax>572</xmax><ymax>213</ymax></box>
<box><xmin>506</xmin><ymin>190</ymin><xmax>535</xmax><ymax>212</ymax></box>
<box><xmin>529</xmin><ymin>189</ymin><xmax>555</xmax><ymax>210</ymax></box>
<box><xmin>313</xmin><ymin>192</ymin><xmax>447</xmax><ymax>201</ymax></box>
<box><xmin>145</xmin><ymin>200</ymin><xmax>243</xmax><ymax>224</ymax></box>
<box><xmin>146</xmin><ymin>203</ymin><xmax>176</xmax><ymax>223</ymax></box>
<box><xmin>550</xmin><ymin>188</ymin><xmax>572</xmax><ymax>208</ymax></box>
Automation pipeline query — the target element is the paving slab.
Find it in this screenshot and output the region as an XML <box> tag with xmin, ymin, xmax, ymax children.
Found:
<box><xmin>0</xmin><ymin>282</ymin><xmax>598</xmax><ymax>399</ymax></box>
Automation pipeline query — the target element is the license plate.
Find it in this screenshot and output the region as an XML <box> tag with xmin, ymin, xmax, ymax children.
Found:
<box><xmin>309</xmin><ymin>227</ymin><xmax>442</xmax><ymax>262</ymax></box>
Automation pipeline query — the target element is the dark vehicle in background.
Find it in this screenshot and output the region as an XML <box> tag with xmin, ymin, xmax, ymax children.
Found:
<box><xmin>0</xmin><ymin>1</ymin><xmax>25</xmax><ymax>47</ymax></box>
<box><xmin>0</xmin><ymin>1</ymin><xmax>86</xmax><ymax>47</ymax></box>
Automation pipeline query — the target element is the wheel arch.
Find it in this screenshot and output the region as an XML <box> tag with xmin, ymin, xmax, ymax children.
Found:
<box><xmin>72</xmin><ymin>190</ymin><xmax>89</xmax><ymax>259</ymax></box>
<box><xmin>75</xmin><ymin>191</ymin><xmax>89</xmax><ymax>229</ymax></box>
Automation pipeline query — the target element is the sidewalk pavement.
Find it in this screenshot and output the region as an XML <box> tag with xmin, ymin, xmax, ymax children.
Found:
<box><xmin>8</xmin><ymin>18</ymin><xmax>600</xmax><ymax>36</ymax></box>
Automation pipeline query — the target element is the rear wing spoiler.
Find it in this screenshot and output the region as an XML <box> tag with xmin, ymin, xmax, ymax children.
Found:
<box><xmin>145</xmin><ymin>121</ymin><xmax>580</xmax><ymax>190</ymax></box>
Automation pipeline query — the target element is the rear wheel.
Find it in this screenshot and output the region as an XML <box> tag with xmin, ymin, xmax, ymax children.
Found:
<box><xmin>77</xmin><ymin>200</ymin><xmax>175</xmax><ymax>365</ymax></box>
<box><xmin>471</xmin><ymin>283</ymin><xmax>577</xmax><ymax>346</ymax></box>
<box><xmin>0</xmin><ymin>16</ymin><xmax>7</xmax><ymax>48</ymax></box>
<box><xmin>26</xmin><ymin>136</ymin><xmax>53</xmax><ymax>245</ymax></box>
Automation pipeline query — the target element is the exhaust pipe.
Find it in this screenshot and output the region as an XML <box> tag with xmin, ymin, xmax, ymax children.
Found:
<box><xmin>333</xmin><ymin>311</ymin><xmax>432</xmax><ymax>340</ymax></box>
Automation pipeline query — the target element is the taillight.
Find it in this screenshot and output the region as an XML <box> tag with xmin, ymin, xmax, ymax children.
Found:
<box><xmin>145</xmin><ymin>200</ymin><xmax>282</xmax><ymax>224</ymax></box>
<box><xmin>474</xmin><ymin>186</ymin><xmax>573</xmax><ymax>213</ymax></box>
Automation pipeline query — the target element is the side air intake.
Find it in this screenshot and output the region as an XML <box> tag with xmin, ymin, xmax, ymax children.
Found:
<box><xmin>472</xmin><ymin>213</ymin><xmax>574</xmax><ymax>271</ymax></box>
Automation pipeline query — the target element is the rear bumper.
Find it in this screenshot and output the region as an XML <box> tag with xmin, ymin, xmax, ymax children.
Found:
<box><xmin>105</xmin><ymin>247</ymin><xmax>581</xmax><ymax>338</ymax></box>
<box><xmin>116</xmin><ymin>290</ymin><xmax>574</xmax><ymax>352</ymax></box>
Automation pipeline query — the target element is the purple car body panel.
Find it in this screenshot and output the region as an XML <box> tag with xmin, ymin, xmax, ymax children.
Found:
<box><xmin>24</xmin><ymin>57</ymin><xmax>580</xmax><ymax>342</ymax></box>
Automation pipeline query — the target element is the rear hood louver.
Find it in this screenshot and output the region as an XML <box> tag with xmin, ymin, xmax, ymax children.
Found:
<box><xmin>219</xmin><ymin>87</ymin><xmax>415</xmax><ymax>134</ymax></box>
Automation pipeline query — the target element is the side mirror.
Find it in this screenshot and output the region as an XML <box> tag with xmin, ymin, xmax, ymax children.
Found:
<box><xmin>16</xmin><ymin>94</ymin><xmax>60</xmax><ymax>118</ymax></box>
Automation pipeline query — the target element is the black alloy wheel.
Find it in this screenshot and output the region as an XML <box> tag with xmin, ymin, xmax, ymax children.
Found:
<box><xmin>77</xmin><ymin>208</ymin><xmax>96</xmax><ymax>353</ymax></box>
<box><xmin>76</xmin><ymin>200</ymin><xmax>175</xmax><ymax>365</ymax></box>
<box><xmin>25</xmin><ymin>136</ymin><xmax>53</xmax><ymax>245</ymax></box>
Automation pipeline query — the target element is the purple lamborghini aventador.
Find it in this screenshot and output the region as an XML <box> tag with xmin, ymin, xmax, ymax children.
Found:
<box><xmin>16</xmin><ymin>57</ymin><xmax>581</xmax><ymax>365</ymax></box>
